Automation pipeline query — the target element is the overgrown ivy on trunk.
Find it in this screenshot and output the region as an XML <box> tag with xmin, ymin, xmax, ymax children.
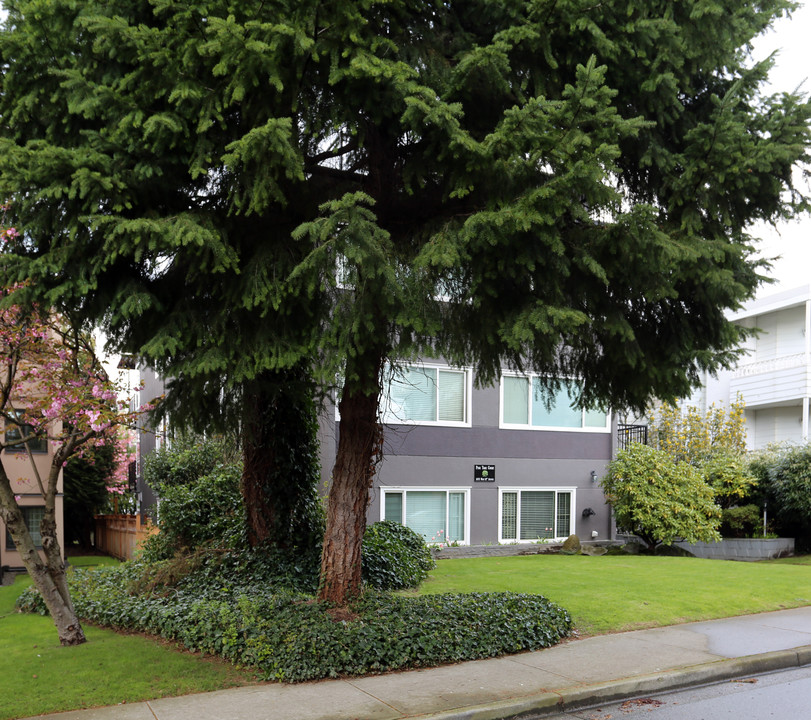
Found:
<box><xmin>241</xmin><ymin>370</ymin><xmax>324</xmax><ymax>550</ymax></box>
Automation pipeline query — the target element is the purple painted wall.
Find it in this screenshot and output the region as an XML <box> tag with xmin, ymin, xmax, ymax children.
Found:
<box><xmin>320</xmin><ymin>375</ymin><xmax>616</xmax><ymax>545</ymax></box>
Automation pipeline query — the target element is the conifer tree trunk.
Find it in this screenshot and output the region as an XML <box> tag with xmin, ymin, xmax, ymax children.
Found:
<box><xmin>0</xmin><ymin>468</ymin><xmax>85</xmax><ymax>646</ymax></box>
<box><xmin>241</xmin><ymin>384</ymin><xmax>275</xmax><ymax>547</ymax></box>
<box><xmin>318</xmin><ymin>353</ymin><xmax>384</xmax><ymax>606</ymax></box>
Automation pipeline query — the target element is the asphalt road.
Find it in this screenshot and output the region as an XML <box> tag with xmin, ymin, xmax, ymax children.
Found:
<box><xmin>540</xmin><ymin>666</ymin><xmax>811</xmax><ymax>720</ymax></box>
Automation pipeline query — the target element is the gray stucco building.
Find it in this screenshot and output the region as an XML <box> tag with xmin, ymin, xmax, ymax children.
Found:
<box><xmin>319</xmin><ymin>361</ymin><xmax>615</xmax><ymax>546</ymax></box>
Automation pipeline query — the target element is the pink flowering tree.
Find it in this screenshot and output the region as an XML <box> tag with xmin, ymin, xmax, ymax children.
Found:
<box><xmin>0</xmin><ymin>285</ymin><xmax>147</xmax><ymax>646</ymax></box>
<box><xmin>102</xmin><ymin>427</ymin><xmax>137</xmax><ymax>513</ymax></box>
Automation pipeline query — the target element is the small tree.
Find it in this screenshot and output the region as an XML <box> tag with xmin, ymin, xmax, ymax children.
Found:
<box><xmin>63</xmin><ymin>432</ymin><xmax>122</xmax><ymax>548</ymax></box>
<box><xmin>648</xmin><ymin>397</ymin><xmax>757</xmax><ymax>511</ymax></box>
<box><xmin>648</xmin><ymin>397</ymin><xmax>748</xmax><ymax>465</ymax></box>
<box><xmin>603</xmin><ymin>444</ymin><xmax>721</xmax><ymax>552</ymax></box>
<box><xmin>702</xmin><ymin>450</ymin><xmax>757</xmax><ymax>509</ymax></box>
<box><xmin>0</xmin><ymin>287</ymin><xmax>144</xmax><ymax>645</ymax></box>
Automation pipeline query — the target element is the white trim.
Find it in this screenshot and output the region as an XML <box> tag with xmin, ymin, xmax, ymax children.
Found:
<box><xmin>380</xmin><ymin>362</ymin><xmax>473</xmax><ymax>428</ymax></box>
<box><xmin>379</xmin><ymin>486</ymin><xmax>471</xmax><ymax>545</ymax></box>
<box><xmin>498</xmin><ymin>373</ymin><xmax>611</xmax><ymax>432</ymax></box>
<box><xmin>497</xmin><ymin>486</ymin><xmax>577</xmax><ymax>543</ymax></box>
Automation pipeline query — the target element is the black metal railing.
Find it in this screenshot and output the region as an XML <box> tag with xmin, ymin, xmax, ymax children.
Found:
<box><xmin>617</xmin><ymin>424</ymin><xmax>648</xmax><ymax>450</ymax></box>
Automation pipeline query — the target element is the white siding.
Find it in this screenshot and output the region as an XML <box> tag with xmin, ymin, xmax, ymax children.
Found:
<box><xmin>752</xmin><ymin>306</ymin><xmax>805</xmax><ymax>361</ymax></box>
<box><xmin>696</xmin><ymin>287</ymin><xmax>811</xmax><ymax>448</ymax></box>
<box><xmin>730</xmin><ymin>365</ymin><xmax>809</xmax><ymax>407</ymax></box>
<box><xmin>751</xmin><ymin>406</ymin><xmax>805</xmax><ymax>449</ymax></box>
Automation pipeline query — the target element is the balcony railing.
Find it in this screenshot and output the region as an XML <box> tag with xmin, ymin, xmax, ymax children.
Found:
<box><xmin>732</xmin><ymin>353</ymin><xmax>807</xmax><ymax>378</ymax></box>
<box><xmin>617</xmin><ymin>424</ymin><xmax>648</xmax><ymax>450</ymax></box>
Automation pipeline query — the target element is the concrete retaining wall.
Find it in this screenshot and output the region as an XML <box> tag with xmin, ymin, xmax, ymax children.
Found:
<box><xmin>674</xmin><ymin>538</ymin><xmax>795</xmax><ymax>560</ymax></box>
<box><xmin>432</xmin><ymin>541</ymin><xmax>622</xmax><ymax>559</ymax></box>
<box><xmin>434</xmin><ymin>538</ymin><xmax>795</xmax><ymax>560</ymax></box>
<box><xmin>432</xmin><ymin>543</ymin><xmax>561</xmax><ymax>559</ymax></box>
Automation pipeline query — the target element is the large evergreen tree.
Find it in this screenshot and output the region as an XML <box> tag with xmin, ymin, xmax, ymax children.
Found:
<box><xmin>0</xmin><ymin>1</ymin><xmax>809</xmax><ymax>604</ymax></box>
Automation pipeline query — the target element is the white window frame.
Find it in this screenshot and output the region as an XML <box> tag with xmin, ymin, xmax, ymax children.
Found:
<box><xmin>379</xmin><ymin>486</ymin><xmax>471</xmax><ymax>545</ymax></box>
<box><xmin>380</xmin><ymin>362</ymin><xmax>472</xmax><ymax>428</ymax></box>
<box><xmin>497</xmin><ymin>487</ymin><xmax>577</xmax><ymax>543</ymax></box>
<box><xmin>499</xmin><ymin>373</ymin><xmax>611</xmax><ymax>432</ymax></box>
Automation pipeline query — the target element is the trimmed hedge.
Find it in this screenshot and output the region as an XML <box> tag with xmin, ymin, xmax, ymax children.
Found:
<box><xmin>17</xmin><ymin>558</ymin><xmax>571</xmax><ymax>682</ymax></box>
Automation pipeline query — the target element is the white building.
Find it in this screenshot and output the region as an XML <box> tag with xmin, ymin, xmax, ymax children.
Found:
<box><xmin>698</xmin><ymin>285</ymin><xmax>811</xmax><ymax>449</ymax></box>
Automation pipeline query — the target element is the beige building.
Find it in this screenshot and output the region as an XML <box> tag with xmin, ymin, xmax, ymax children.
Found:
<box><xmin>1</xmin><ymin>413</ymin><xmax>64</xmax><ymax>575</ymax></box>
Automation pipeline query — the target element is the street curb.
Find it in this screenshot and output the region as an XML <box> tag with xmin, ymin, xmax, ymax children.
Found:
<box><xmin>416</xmin><ymin>645</ymin><xmax>811</xmax><ymax>720</ymax></box>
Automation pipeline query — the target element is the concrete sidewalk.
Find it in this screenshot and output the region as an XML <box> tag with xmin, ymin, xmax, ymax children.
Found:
<box><xmin>24</xmin><ymin>607</ymin><xmax>811</xmax><ymax>720</ymax></box>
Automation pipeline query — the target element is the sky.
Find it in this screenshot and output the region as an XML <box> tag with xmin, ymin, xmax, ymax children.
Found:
<box><xmin>750</xmin><ymin>2</ymin><xmax>811</xmax><ymax>295</ymax></box>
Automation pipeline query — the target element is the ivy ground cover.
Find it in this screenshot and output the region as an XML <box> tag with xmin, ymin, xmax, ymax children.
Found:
<box><xmin>16</xmin><ymin>553</ymin><xmax>572</xmax><ymax>684</ymax></box>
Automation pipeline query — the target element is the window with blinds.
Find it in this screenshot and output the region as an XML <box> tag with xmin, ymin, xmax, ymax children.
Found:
<box><xmin>381</xmin><ymin>488</ymin><xmax>467</xmax><ymax>544</ymax></box>
<box><xmin>519</xmin><ymin>491</ymin><xmax>555</xmax><ymax>539</ymax></box>
<box><xmin>501</xmin><ymin>376</ymin><xmax>609</xmax><ymax>430</ymax></box>
<box><xmin>500</xmin><ymin>489</ymin><xmax>574</xmax><ymax>542</ymax></box>
<box><xmin>382</xmin><ymin>365</ymin><xmax>468</xmax><ymax>424</ymax></box>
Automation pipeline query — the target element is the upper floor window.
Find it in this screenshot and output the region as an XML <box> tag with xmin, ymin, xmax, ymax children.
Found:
<box><xmin>4</xmin><ymin>411</ymin><xmax>48</xmax><ymax>453</ymax></box>
<box><xmin>381</xmin><ymin>364</ymin><xmax>470</xmax><ymax>426</ymax></box>
<box><xmin>500</xmin><ymin>375</ymin><xmax>609</xmax><ymax>431</ymax></box>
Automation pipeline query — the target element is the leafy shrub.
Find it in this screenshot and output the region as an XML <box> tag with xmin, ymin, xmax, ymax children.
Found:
<box><xmin>362</xmin><ymin>520</ymin><xmax>435</xmax><ymax>590</ymax></box>
<box><xmin>139</xmin><ymin>437</ymin><xmax>246</xmax><ymax>561</ymax></box>
<box><xmin>126</xmin><ymin>545</ymin><xmax>322</xmax><ymax>599</ymax></box>
<box><xmin>720</xmin><ymin>504</ymin><xmax>762</xmax><ymax>538</ymax></box>
<box><xmin>760</xmin><ymin>444</ymin><xmax>811</xmax><ymax>549</ymax></box>
<box><xmin>136</xmin><ymin>517</ymin><xmax>431</xmax><ymax>598</ymax></box>
<box><xmin>156</xmin><ymin>464</ymin><xmax>245</xmax><ymax>551</ymax></box>
<box><xmin>143</xmin><ymin>434</ymin><xmax>235</xmax><ymax>490</ymax></box>
<box><xmin>702</xmin><ymin>451</ymin><xmax>758</xmax><ymax>509</ymax></box>
<box><xmin>603</xmin><ymin>443</ymin><xmax>721</xmax><ymax>551</ymax></box>
<box><xmin>16</xmin><ymin>561</ymin><xmax>571</xmax><ymax>682</ymax></box>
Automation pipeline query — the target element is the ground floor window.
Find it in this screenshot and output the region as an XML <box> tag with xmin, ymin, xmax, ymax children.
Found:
<box><xmin>5</xmin><ymin>506</ymin><xmax>45</xmax><ymax>549</ymax></box>
<box><xmin>381</xmin><ymin>488</ymin><xmax>469</xmax><ymax>544</ymax></box>
<box><xmin>498</xmin><ymin>488</ymin><xmax>575</xmax><ymax>542</ymax></box>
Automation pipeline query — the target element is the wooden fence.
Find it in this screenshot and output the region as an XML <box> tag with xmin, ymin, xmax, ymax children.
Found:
<box><xmin>94</xmin><ymin>513</ymin><xmax>159</xmax><ymax>561</ymax></box>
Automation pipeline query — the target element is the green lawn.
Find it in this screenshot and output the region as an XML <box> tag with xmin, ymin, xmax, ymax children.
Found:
<box><xmin>418</xmin><ymin>554</ymin><xmax>811</xmax><ymax>635</ymax></box>
<box><xmin>0</xmin><ymin>560</ymin><xmax>254</xmax><ymax>720</ymax></box>
<box><xmin>4</xmin><ymin>553</ymin><xmax>811</xmax><ymax>719</ymax></box>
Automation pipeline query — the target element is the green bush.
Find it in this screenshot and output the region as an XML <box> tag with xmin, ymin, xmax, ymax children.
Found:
<box><xmin>720</xmin><ymin>504</ymin><xmax>762</xmax><ymax>538</ymax></box>
<box><xmin>140</xmin><ymin>437</ymin><xmax>246</xmax><ymax>561</ymax></box>
<box><xmin>761</xmin><ymin>444</ymin><xmax>811</xmax><ymax>549</ymax></box>
<box><xmin>16</xmin><ymin>561</ymin><xmax>571</xmax><ymax>682</ymax></box>
<box><xmin>362</xmin><ymin>520</ymin><xmax>435</xmax><ymax>590</ymax></box>
<box><xmin>702</xmin><ymin>451</ymin><xmax>758</xmax><ymax>509</ymax></box>
<box><xmin>143</xmin><ymin>434</ymin><xmax>235</xmax><ymax>490</ymax></box>
<box><xmin>603</xmin><ymin>443</ymin><xmax>721</xmax><ymax>551</ymax></box>
<box><xmin>157</xmin><ymin>464</ymin><xmax>245</xmax><ymax>551</ymax></box>
<box><xmin>137</xmin><ymin>517</ymin><xmax>432</xmax><ymax>596</ymax></box>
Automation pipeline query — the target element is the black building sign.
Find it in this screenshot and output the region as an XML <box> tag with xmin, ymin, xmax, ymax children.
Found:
<box><xmin>474</xmin><ymin>464</ymin><xmax>496</xmax><ymax>482</ymax></box>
